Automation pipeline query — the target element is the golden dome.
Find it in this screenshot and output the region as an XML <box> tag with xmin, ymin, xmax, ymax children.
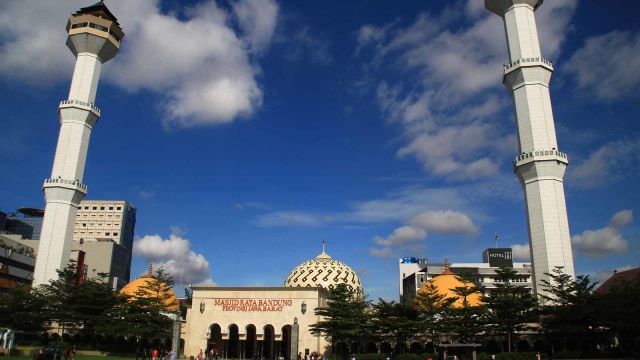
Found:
<box><xmin>284</xmin><ymin>242</ymin><xmax>363</xmax><ymax>297</ymax></box>
<box><xmin>417</xmin><ymin>258</ymin><xmax>483</xmax><ymax>308</ymax></box>
<box><xmin>120</xmin><ymin>264</ymin><xmax>179</xmax><ymax>312</ymax></box>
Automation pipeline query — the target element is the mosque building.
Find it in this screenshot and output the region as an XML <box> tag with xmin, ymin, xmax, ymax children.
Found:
<box><xmin>416</xmin><ymin>259</ymin><xmax>483</xmax><ymax>309</ymax></box>
<box><xmin>183</xmin><ymin>244</ymin><xmax>363</xmax><ymax>360</ymax></box>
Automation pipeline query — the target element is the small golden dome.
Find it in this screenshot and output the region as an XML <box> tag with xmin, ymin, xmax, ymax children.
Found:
<box><xmin>417</xmin><ymin>258</ymin><xmax>483</xmax><ymax>308</ymax></box>
<box><xmin>120</xmin><ymin>264</ymin><xmax>179</xmax><ymax>312</ymax></box>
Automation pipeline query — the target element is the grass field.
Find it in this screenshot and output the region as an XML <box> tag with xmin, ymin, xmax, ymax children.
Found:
<box><xmin>0</xmin><ymin>354</ymin><xmax>135</xmax><ymax>360</ymax></box>
<box><xmin>4</xmin><ymin>357</ymin><xmax>135</xmax><ymax>360</ymax></box>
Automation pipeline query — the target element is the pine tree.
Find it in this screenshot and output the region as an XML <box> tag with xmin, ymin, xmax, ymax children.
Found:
<box><xmin>481</xmin><ymin>267</ymin><xmax>537</xmax><ymax>352</ymax></box>
<box><xmin>309</xmin><ymin>283</ymin><xmax>370</xmax><ymax>357</ymax></box>
<box><xmin>413</xmin><ymin>281</ymin><xmax>455</xmax><ymax>348</ymax></box>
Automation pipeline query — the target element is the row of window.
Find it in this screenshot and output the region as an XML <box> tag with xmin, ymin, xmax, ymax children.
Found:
<box><xmin>77</xmin><ymin>214</ymin><xmax>122</xmax><ymax>220</ymax></box>
<box><xmin>70</xmin><ymin>22</ymin><xmax>120</xmax><ymax>42</ymax></box>
<box><xmin>73</xmin><ymin>231</ymin><xmax>118</xmax><ymax>237</ymax></box>
<box><xmin>76</xmin><ymin>223</ymin><xmax>120</xmax><ymax>228</ymax></box>
<box><xmin>79</xmin><ymin>205</ymin><xmax>123</xmax><ymax>211</ymax></box>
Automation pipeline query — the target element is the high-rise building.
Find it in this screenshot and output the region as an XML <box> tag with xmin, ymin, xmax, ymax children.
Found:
<box><xmin>486</xmin><ymin>0</ymin><xmax>575</xmax><ymax>296</ymax></box>
<box><xmin>72</xmin><ymin>200</ymin><xmax>136</xmax><ymax>249</ymax></box>
<box><xmin>4</xmin><ymin>208</ymin><xmax>45</xmax><ymax>240</ymax></box>
<box><xmin>33</xmin><ymin>2</ymin><xmax>124</xmax><ymax>286</ymax></box>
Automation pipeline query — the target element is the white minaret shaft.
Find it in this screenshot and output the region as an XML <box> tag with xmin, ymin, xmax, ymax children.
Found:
<box><xmin>486</xmin><ymin>0</ymin><xmax>575</xmax><ymax>297</ymax></box>
<box><xmin>33</xmin><ymin>2</ymin><xmax>124</xmax><ymax>287</ymax></box>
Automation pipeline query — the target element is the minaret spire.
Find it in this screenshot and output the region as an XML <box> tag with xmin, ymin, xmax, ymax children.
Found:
<box><xmin>485</xmin><ymin>0</ymin><xmax>575</xmax><ymax>297</ymax></box>
<box><xmin>32</xmin><ymin>2</ymin><xmax>125</xmax><ymax>287</ymax></box>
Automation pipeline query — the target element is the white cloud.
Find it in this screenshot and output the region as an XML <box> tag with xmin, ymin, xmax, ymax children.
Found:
<box><xmin>409</xmin><ymin>210</ymin><xmax>480</xmax><ymax>236</ymax></box>
<box><xmin>571</xmin><ymin>210</ymin><xmax>632</xmax><ymax>258</ymax></box>
<box><xmin>368</xmin><ymin>246</ymin><xmax>396</xmax><ymax>259</ymax></box>
<box><xmin>356</xmin><ymin>2</ymin><xmax>578</xmax><ymax>181</ymax></box>
<box><xmin>254</xmin><ymin>211</ymin><xmax>326</xmax><ymax>227</ymax></box>
<box><xmin>283</xmin><ymin>27</ymin><xmax>333</xmax><ymax>65</ymax></box>
<box><xmin>133</xmin><ymin>229</ymin><xmax>214</xmax><ymax>286</ymax></box>
<box><xmin>567</xmin><ymin>137</ymin><xmax>640</xmax><ymax>189</ymax></box>
<box><xmin>0</xmin><ymin>0</ymin><xmax>278</xmax><ymax>128</ymax></box>
<box><xmin>511</xmin><ymin>244</ymin><xmax>531</xmax><ymax>261</ymax></box>
<box><xmin>564</xmin><ymin>30</ymin><xmax>640</xmax><ymax>102</ymax></box>
<box><xmin>232</xmin><ymin>0</ymin><xmax>279</xmax><ymax>54</ymax></box>
<box><xmin>373</xmin><ymin>226</ymin><xmax>426</xmax><ymax>246</ymax></box>
<box><xmin>608</xmin><ymin>210</ymin><xmax>633</xmax><ymax>228</ymax></box>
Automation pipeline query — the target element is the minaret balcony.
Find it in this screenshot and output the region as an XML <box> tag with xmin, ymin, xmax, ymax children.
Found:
<box><xmin>43</xmin><ymin>177</ymin><xmax>88</xmax><ymax>194</ymax></box>
<box><xmin>59</xmin><ymin>99</ymin><xmax>101</xmax><ymax>115</ymax></box>
<box><xmin>504</xmin><ymin>57</ymin><xmax>553</xmax><ymax>76</ymax></box>
<box><xmin>513</xmin><ymin>149</ymin><xmax>568</xmax><ymax>171</ymax></box>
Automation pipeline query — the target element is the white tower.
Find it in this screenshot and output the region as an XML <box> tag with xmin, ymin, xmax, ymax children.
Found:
<box><xmin>485</xmin><ymin>0</ymin><xmax>575</xmax><ymax>295</ymax></box>
<box><xmin>33</xmin><ymin>2</ymin><xmax>124</xmax><ymax>287</ymax></box>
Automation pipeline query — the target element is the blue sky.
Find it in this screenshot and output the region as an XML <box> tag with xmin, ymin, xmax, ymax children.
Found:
<box><xmin>1</xmin><ymin>0</ymin><xmax>639</xmax><ymax>301</ymax></box>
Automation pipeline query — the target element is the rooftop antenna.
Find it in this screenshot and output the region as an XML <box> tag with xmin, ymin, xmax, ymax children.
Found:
<box><xmin>495</xmin><ymin>233</ymin><xmax>499</xmax><ymax>248</ymax></box>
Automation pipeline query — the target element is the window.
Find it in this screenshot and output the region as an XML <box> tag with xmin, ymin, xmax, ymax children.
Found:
<box><xmin>84</xmin><ymin>206</ymin><xmax>89</xmax><ymax>210</ymax></box>
<box><xmin>92</xmin><ymin>206</ymin><xmax>97</xmax><ymax>210</ymax></box>
<box><xmin>116</xmin><ymin>206</ymin><xmax>122</xmax><ymax>211</ymax></box>
<box><xmin>105</xmin><ymin>232</ymin><xmax>110</xmax><ymax>236</ymax></box>
<box><xmin>113</xmin><ymin>232</ymin><xmax>118</xmax><ymax>236</ymax></box>
<box><xmin>100</xmin><ymin>206</ymin><xmax>105</xmax><ymax>210</ymax></box>
<box><xmin>109</xmin><ymin>207</ymin><xmax>114</xmax><ymax>210</ymax></box>
<box><xmin>82</xmin><ymin>223</ymin><xmax>87</xmax><ymax>227</ymax></box>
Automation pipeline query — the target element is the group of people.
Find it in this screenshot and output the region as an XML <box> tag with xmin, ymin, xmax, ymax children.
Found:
<box><xmin>136</xmin><ymin>347</ymin><xmax>176</xmax><ymax>360</ymax></box>
<box><xmin>197</xmin><ymin>347</ymin><xmax>220</xmax><ymax>360</ymax></box>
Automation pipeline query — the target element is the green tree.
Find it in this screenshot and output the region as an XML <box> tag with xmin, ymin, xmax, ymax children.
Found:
<box><xmin>413</xmin><ymin>281</ymin><xmax>455</xmax><ymax>347</ymax></box>
<box><xmin>447</xmin><ymin>272</ymin><xmax>486</xmax><ymax>343</ymax></box>
<box><xmin>482</xmin><ymin>267</ymin><xmax>538</xmax><ymax>352</ymax></box>
<box><xmin>591</xmin><ymin>271</ymin><xmax>640</xmax><ymax>355</ymax></box>
<box><xmin>0</xmin><ymin>285</ymin><xmax>49</xmax><ymax>333</ymax></box>
<box><xmin>35</xmin><ymin>262</ymin><xmax>124</xmax><ymax>338</ymax></box>
<box><xmin>96</xmin><ymin>267</ymin><xmax>176</xmax><ymax>341</ymax></box>
<box><xmin>538</xmin><ymin>266</ymin><xmax>597</xmax><ymax>352</ymax></box>
<box><xmin>309</xmin><ymin>283</ymin><xmax>370</xmax><ymax>358</ymax></box>
<box><xmin>370</xmin><ymin>299</ymin><xmax>419</xmax><ymax>354</ymax></box>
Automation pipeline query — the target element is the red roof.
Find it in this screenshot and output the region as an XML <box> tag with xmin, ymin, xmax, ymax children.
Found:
<box><xmin>594</xmin><ymin>267</ymin><xmax>640</xmax><ymax>295</ymax></box>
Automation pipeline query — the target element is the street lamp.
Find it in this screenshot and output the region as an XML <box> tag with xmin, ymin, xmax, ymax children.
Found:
<box><xmin>200</xmin><ymin>301</ymin><xmax>205</xmax><ymax>314</ymax></box>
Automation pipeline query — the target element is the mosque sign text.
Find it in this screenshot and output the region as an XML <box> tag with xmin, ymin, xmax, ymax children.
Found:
<box><xmin>214</xmin><ymin>298</ymin><xmax>293</xmax><ymax>312</ymax></box>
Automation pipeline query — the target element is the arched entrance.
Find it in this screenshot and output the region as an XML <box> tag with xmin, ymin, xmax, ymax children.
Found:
<box><xmin>281</xmin><ymin>325</ymin><xmax>292</xmax><ymax>360</ymax></box>
<box><xmin>209</xmin><ymin>324</ymin><xmax>223</xmax><ymax>357</ymax></box>
<box><xmin>262</xmin><ymin>325</ymin><xmax>275</xmax><ymax>360</ymax></box>
<box><xmin>245</xmin><ymin>324</ymin><xmax>257</xmax><ymax>359</ymax></box>
<box><xmin>227</xmin><ymin>324</ymin><xmax>240</xmax><ymax>359</ymax></box>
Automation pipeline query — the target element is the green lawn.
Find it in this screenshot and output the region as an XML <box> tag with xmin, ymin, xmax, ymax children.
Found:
<box><xmin>5</xmin><ymin>356</ymin><xmax>136</xmax><ymax>360</ymax></box>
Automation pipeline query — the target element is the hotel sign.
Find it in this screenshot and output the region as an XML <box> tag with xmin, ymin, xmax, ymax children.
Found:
<box><xmin>214</xmin><ymin>298</ymin><xmax>293</xmax><ymax>312</ymax></box>
<box><xmin>483</xmin><ymin>248</ymin><xmax>514</xmax><ymax>268</ymax></box>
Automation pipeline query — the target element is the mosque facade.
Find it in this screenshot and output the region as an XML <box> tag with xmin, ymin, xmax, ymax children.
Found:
<box><xmin>183</xmin><ymin>247</ymin><xmax>363</xmax><ymax>360</ymax></box>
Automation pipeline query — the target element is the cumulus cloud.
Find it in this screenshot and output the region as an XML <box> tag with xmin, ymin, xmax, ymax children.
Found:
<box><xmin>564</xmin><ymin>30</ymin><xmax>640</xmax><ymax>102</ymax></box>
<box><xmin>0</xmin><ymin>0</ymin><xmax>278</xmax><ymax>128</ymax></box>
<box><xmin>511</xmin><ymin>244</ymin><xmax>531</xmax><ymax>261</ymax></box>
<box><xmin>133</xmin><ymin>228</ymin><xmax>215</xmax><ymax>287</ymax></box>
<box><xmin>355</xmin><ymin>1</ymin><xmax>578</xmax><ymax>181</ymax></box>
<box><xmin>571</xmin><ymin>210</ymin><xmax>632</xmax><ymax>258</ymax></box>
<box><xmin>374</xmin><ymin>226</ymin><xmax>426</xmax><ymax>246</ymax></box>
<box><xmin>232</xmin><ymin>0</ymin><xmax>278</xmax><ymax>54</ymax></box>
<box><xmin>567</xmin><ymin>137</ymin><xmax>640</xmax><ymax>189</ymax></box>
<box><xmin>409</xmin><ymin>210</ymin><xmax>480</xmax><ymax>236</ymax></box>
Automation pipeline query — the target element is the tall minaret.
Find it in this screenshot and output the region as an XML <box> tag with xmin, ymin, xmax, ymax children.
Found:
<box><xmin>485</xmin><ymin>0</ymin><xmax>575</xmax><ymax>296</ymax></box>
<box><xmin>33</xmin><ymin>2</ymin><xmax>124</xmax><ymax>287</ymax></box>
